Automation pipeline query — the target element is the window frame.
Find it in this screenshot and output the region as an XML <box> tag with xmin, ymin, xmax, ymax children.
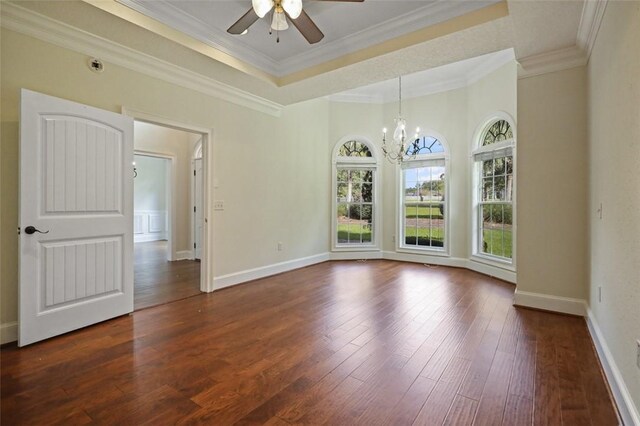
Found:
<box><xmin>470</xmin><ymin>113</ymin><xmax>517</xmax><ymax>270</ymax></box>
<box><xmin>331</xmin><ymin>136</ymin><xmax>381</xmax><ymax>252</ymax></box>
<box><xmin>396</xmin><ymin>133</ymin><xmax>450</xmax><ymax>256</ymax></box>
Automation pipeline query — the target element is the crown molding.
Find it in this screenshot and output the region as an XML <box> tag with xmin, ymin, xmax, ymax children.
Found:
<box><xmin>118</xmin><ymin>0</ymin><xmax>282</xmax><ymax>76</ymax></box>
<box><xmin>577</xmin><ymin>0</ymin><xmax>608</xmax><ymax>59</ymax></box>
<box><xmin>280</xmin><ymin>0</ymin><xmax>501</xmax><ymax>75</ymax></box>
<box><xmin>517</xmin><ymin>45</ymin><xmax>587</xmax><ymax>79</ymax></box>
<box><xmin>0</xmin><ymin>2</ymin><xmax>283</xmax><ymax>117</ymax></box>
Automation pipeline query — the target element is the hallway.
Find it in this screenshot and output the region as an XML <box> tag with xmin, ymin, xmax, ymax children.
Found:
<box><xmin>134</xmin><ymin>241</ymin><xmax>201</xmax><ymax>310</ymax></box>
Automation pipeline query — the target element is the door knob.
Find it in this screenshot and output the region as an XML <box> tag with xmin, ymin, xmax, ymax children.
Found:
<box><xmin>24</xmin><ymin>226</ymin><xmax>49</xmax><ymax>235</ymax></box>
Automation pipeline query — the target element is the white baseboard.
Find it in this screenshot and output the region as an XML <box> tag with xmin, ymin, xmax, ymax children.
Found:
<box><xmin>175</xmin><ymin>250</ymin><xmax>194</xmax><ymax>261</ymax></box>
<box><xmin>383</xmin><ymin>251</ymin><xmax>468</xmax><ymax>268</ymax></box>
<box><xmin>212</xmin><ymin>252</ymin><xmax>331</xmax><ymax>290</ymax></box>
<box><xmin>330</xmin><ymin>251</ymin><xmax>383</xmax><ymax>260</ymax></box>
<box><xmin>513</xmin><ymin>289</ymin><xmax>587</xmax><ymax>316</ymax></box>
<box><xmin>1</xmin><ymin>321</ymin><xmax>18</xmax><ymax>344</ymax></box>
<box><xmin>586</xmin><ymin>308</ymin><xmax>640</xmax><ymax>426</ymax></box>
<box><xmin>466</xmin><ymin>259</ymin><xmax>516</xmax><ymax>284</ymax></box>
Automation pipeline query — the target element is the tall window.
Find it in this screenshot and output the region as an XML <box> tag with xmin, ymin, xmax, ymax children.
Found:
<box><xmin>333</xmin><ymin>139</ymin><xmax>378</xmax><ymax>249</ymax></box>
<box><xmin>473</xmin><ymin>119</ymin><xmax>515</xmax><ymax>262</ymax></box>
<box><xmin>400</xmin><ymin>136</ymin><xmax>448</xmax><ymax>252</ymax></box>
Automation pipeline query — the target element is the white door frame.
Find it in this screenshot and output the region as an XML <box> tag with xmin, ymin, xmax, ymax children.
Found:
<box><xmin>134</xmin><ymin>151</ymin><xmax>175</xmax><ymax>262</ymax></box>
<box><xmin>123</xmin><ymin>107</ymin><xmax>214</xmax><ymax>293</ymax></box>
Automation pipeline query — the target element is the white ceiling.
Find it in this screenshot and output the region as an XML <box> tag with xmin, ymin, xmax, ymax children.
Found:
<box><xmin>118</xmin><ymin>0</ymin><xmax>500</xmax><ymax>76</ymax></box>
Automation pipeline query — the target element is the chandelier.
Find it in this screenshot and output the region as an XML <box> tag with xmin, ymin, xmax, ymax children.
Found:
<box><xmin>382</xmin><ymin>76</ymin><xmax>421</xmax><ymax>164</ymax></box>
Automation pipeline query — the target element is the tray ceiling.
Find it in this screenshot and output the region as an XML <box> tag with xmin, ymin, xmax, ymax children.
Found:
<box><xmin>118</xmin><ymin>0</ymin><xmax>501</xmax><ymax>76</ymax></box>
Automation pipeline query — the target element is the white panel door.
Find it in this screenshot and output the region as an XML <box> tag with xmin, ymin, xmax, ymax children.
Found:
<box><xmin>19</xmin><ymin>89</ymin><xmax>134</xmax><ymax>346</ymax></box>
<box><xmin>194</xmin><ymin>158</ymin><xmax>203</xmax><ymax>260</ymax></box>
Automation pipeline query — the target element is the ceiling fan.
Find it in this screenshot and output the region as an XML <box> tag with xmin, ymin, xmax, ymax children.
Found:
<box><xmin>227</xmin><ymin>0</ymin><xmax>364</xmax><ymax>44</ymax></box>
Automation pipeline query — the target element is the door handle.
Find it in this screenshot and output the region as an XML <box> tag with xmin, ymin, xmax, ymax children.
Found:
<box><xmin>24</xmin><ymin>226</ymin><xmax>49</xmax><ymax>235</ymax></box>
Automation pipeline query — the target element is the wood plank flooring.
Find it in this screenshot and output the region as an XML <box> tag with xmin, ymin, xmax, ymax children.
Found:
<box><xmin>134</xmin><ymin>241</ymin><xmax>201</xmax><ymax>310</ymax></box>
<box><xmin>1</xmin><ymin>260</ymin><xmax>619</xmax><ymax>425</ymax></box>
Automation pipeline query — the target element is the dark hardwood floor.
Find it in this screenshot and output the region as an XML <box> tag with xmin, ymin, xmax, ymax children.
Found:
<box><xmin>134</xmin><ymin>241</ymin><xmax>201</xmax><ymax>310</ymax></box>
<box><xmin>1</xmin><ymin>260</ymin><xmax>618</xmax><ymax>425</ymax></box>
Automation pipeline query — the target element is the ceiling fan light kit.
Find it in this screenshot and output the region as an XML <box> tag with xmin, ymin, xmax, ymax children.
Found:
<box><xmin>228</xmin><ymin>0</ymin><xmax>364</xmax><ymax>45</ymax></box>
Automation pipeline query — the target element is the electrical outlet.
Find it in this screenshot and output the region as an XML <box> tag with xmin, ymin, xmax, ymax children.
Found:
<box><xmin>277</xmin><ymin>242</ymin><xmax>283</xmax><ymax>251</ymax></box>
<box><xmin>636</xmin><ymin>340</ymin><xmax>640</xmax><ymax>369</ymax></box>
<box><xmin>392</xmin><ymin>235</ymin><xmax>396</xmax><ymax>243</ymax></box>
<box><xmin>598</xmin><ymin>286</ymin><xmax>602</xmax><ymax>303</ymax></box>
<box><xmin>213</xmin><ymin>200</ymin><xmax>224</xmax><ymax>211</ymax></box>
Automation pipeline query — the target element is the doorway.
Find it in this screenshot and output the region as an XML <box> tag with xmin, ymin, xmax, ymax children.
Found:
<box><xmin>132</xmin><ymin>120</ymin><xmax>206</xmax><ymax>310</ymax></box>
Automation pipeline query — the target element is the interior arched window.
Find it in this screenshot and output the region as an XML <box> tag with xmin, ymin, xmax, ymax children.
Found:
<box><xmin>333</xmin><ymin>138</ymin><xmax>378</xmax><ymax>248</ymax></box>
<box><xmin>399</xmin><ymin>135</ymin><xmax>448</xmax><ymax>252</ymax></box>
<box><xmin>473</xmin><ymin>118</ymin><xmax>515</xmax><ymax>262</ymax></box>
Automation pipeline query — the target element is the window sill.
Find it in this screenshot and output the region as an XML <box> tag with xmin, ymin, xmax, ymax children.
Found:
<box><xmin>397</xmin><ymin>247</ymin><xmax>449</xmax><ymax>257</ymax></box>
<box><xmin>470</xmin><ymin>254</ymin><xmax>515</xmax><ymax>272</ymax></box>
<box><xmin>332</xmin><ymin>245</ymin><xmax>380</xmax><ymax>252</ymax></box>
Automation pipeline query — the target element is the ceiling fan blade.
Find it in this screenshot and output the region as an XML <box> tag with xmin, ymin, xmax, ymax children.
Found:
<box><xmin>227</xmin><ymin>8</ymin><xmax>259</xmax><ymax>34</ymax></box>
<box><xmin>289</xmin><ymin>10</ymin><xmax>324</xmax><ymax>44</ymax></box>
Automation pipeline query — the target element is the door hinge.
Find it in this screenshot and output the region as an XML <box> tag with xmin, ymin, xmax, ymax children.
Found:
<box><xmin>194</xmin><ymin>242</ymin><xmax>196</xmax><ymax>249</ymax></box>
<box><xmin>17</xmin><ymin>227</ymin><xmax>21</xmax><ymax>235</ymax></box>
<box><xmin>194</xmin><ymin>170</ymin><xmax>196</xmax><ymax>176</ymax></box>
<box><xmin>194</xmin><ymin>206</ymin><xmax>196</xmax><ymax>213</ymax></box>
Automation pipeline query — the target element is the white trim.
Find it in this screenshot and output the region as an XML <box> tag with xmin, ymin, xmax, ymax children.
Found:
<box><xmin>0</xmin><ymin>2</ymin><xmax>283</xmax><ymax>117</ymax></box>
<box><xmin>213</xmin><ymin>253</ymin><xmax>330</xmax><ymax>290</ymax></box>
<box><xmin>175</xmin><ymin>250</ymin><xmax>194</xmax><ymax>261</ymax></box>
<box><xmin>330</xmin><ymin>251</ymin><xmax>383</xmax><ymax>261</ymax></box>
<box><xmin>517</xmin><ymin>45</ymin><xmax>588</xmax><ymax>79</ymax></box>
<box><xmin>124</xmin><ymin>108</ymin><xmax>215</xmax><ymax>293</ymax></box>
<box><xmin>331</xmin><ymin>136</ymin><xmax>381</xmax><ymax>252</ymax></box>
<box><xmin>577</xmin><ymin>0</ymin><xmax>609</xmax><ymax>60</ymax></box>
<box><xmin>470</xmin><ymin>113</ymin><xmax>517</xmax><ymax>271</ymax></box>
<box><xmin>396</xmin><ymin>130</ymin><xmax>450</xmax><ymax>256</ymax></box>
<box><xmin>513</xmin><ymin>289</ymin><xmax>587</xmax><ymax>316</ymax></box>
<box><xmin>467</xmin><ymin>258</ymin><xmax>516</xmax><ymax>283</ymax></box>
<box><xmin>280</xmin><ymin>0</ymin><xmax>502</xmax><ymax>75</ymax></box>
<box><xmin>1</xmin><ymin>322</ymin><xmax>18</xmax><ymax>344</ymax></box>
<box><xmin>586</xmin><ymin>308</ymin><xmax>640</xmax><ymax>426</ymax></box>
<box><xmin>383</xmin><ymin>251</ymin><xmax>467</xmax><ymax>269</ymax></box>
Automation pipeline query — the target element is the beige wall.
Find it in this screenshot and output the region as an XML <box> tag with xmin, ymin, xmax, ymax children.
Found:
<box><xmin>0</xmin><ymin>28</ymin><xmax>330</xmax><ymax>328</ymax></box>
<box><xmin>587</xmin><ymin>1</ymin><xmax>640</xmax><ymax>413</ymax></box>
<box><xmin>516</xmin><ymin>66</ymin><xmax>588</xmax><ymax>299</ymax></box>
<box><xmin>134</xmin><ymin>122</ymin><xmax>199</xmax><ymax>253</ymax></box>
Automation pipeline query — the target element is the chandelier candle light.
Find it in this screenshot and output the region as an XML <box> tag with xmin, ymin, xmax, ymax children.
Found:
<box><xmin>382</xmin><ymin>76</ymin><xmax>421</xmax><ymax>164</ymax></box>
<box><xmin>252</xmin><ymin>0</ymin><xmax>302</xmax><ymax>41</ymax></box>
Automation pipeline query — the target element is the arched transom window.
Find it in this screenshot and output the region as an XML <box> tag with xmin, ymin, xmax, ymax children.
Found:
<box><xmin>333</xmin><ymin>138</ymin><xmax>378</xmax><ymax>249</ymax></box>
<box><xmin>473</xmin><ymin>118</ymin><xmax>515</xmax><ymax>262</ymax></box>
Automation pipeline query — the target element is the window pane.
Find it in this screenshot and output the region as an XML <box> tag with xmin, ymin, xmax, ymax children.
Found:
<box><xmin>482</xmin><ymin>178</ymin><xmax>493</xmax><ymax>201</ymax></box>
<box><xmin>348</xmin><ymin>224</ymin><xmax>362</xmax><ymax>243</ymax></box>
<box><xmin>361</xmin><ymin>204</ymin><xmax>372</xmax><ymax>222</ymax></box>
<box><xmin>494</xmin><ymin>157</ymin><xmax>505</xmax><ymax>175</ymax></box>
<box><xmin>362</xmin><ymin>222</ymin><xmax>372</xmax><ymax>243</ymax></box>
<box><xmin>337</xmin><ymin>169</ymin><xmax>348</xmax><ymax>182</ymax></box>
<box><xmin>349</xmin><ymin>170</ymin><xmax>362</xmax><ymax>183</ymax></box>
<box><xmin>337</xmin><ymin>203</ymin><xmax>349</xmax><ymax>243</ymax></box>
<box><xmin>494</xmin><ymin>176</ymin><xmax>506</xmax><ymax>200</ymax></box>
<box><xmin>482</xmin><ymin>159</ymin><xmax>493</xmax><ymax>177</ymax></box>
<box><xmin>362</xmin><ymin>170</ymin><xmax>373</xmax><ymax>183</ymax></box>
<box><xmin>350</xmin><ymin>183</ymin><xmax>362</xmax><ymax>202</ymax></box>
<box><xmin>337</xmin><ymin>183</ymin><xmax>348</xmax><ymax>202</ymax></box>
<box><xmin>362</xmin><ymin>184</ymin><xmax>373</xmax><ymax>202</ymax></box>
<box><xmin>505</xmin><ymin>156</ymin><xmax>513</xmax><ymax>175</ymax></box>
